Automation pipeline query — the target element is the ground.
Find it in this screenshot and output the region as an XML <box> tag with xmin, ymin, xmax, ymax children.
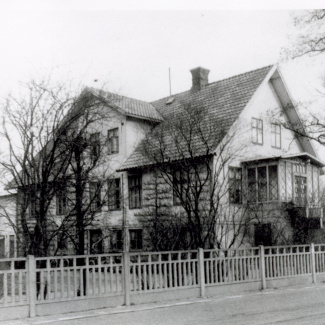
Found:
<box><xmin>3</xmin><ymin>284</ymin><xmax>325</xmax><ymax>324</ymax></box>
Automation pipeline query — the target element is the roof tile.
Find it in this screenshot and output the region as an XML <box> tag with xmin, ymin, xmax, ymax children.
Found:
<box><xmin>119</xmin><ymin>65</ymin><xmax>273</xmax><ymax>171</ymax></box>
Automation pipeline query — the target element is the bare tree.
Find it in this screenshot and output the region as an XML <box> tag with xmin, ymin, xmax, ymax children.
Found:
<box><xmin>138</xmin><ymin>102</ymin><xmax>252</xmax><ymax>250</ymax></box>
<box><xmin>0</xmin><ymin>79</ymin><xmax>113</xmax><ymax>258</ymax></box>
<box><xmin>284</xmin><ymin>10</ymin><xmax>325</xmax><ymax>59</ymax></box>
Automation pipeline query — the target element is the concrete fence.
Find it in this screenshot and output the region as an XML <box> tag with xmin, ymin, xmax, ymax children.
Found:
<box><xmin>1</xmin><ymin>244</ymin><xmax>325</xmax><ymax>321</ymax></box>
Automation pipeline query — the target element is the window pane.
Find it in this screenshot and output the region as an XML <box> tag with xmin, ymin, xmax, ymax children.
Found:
<box><xmin>247</xmin><ymin>168</ymin><xmax>256</xmax><ymax>202</ymax></box>
<box><xmin>271</xmin><ymin>123</ymin><xmax>281</xmax><ymax>148</ymax></box>
<box><xmin>129</xmin><ymin>175</ymin><xmax>142</xmax><ymax>209</ymax></box>
<box><xmin>111</xmin><ymin>230</ymin><xmax>123</xmax><ymax>250</ymax></box>
<box><xmin>90</xmin><ymin>182</ymin><xmax>101</xmax><ymax>212</ymax></box>
<box><xmin>258</xmin><ymin>167</ymin><xmax>267</xmax><ymax>202</ymax></box>
<box><xmin>108</xmin><ymin>178</ymin><xmax>121</xmax><ymax>210</ymax></box>
<box><xmin>89</xmin><ymin>229</ymin><xmax>103</xmax><ymax>254</ymax></box>
<box><xmin>269</xmin><ymin>165</ymin><xmax>278</xmax><ymax>200</ymax></box>
<box><xmin>9</xmin><ymin>235</ymin><xmax>15</xmax><ymax>258</ymax></box>
<box><xmin>0</xmin><ymin>236</ymin><xmax>5</xmax><ymax>258</ymax></box>
<box><xmin>252</xmin><ymin>118</ymin><xmax>263</xmax><ymax>144</ymax></box>
<box><xmin>90</xmin><ymin>132</ymin><xmax>100</xmax><ymax>159</ymax></box>
<box><xmin>130</xmin><ymin>229</ymin><xmax>142</xmax><ymax>250</ymax></box>
<box><xmin>107</xmin><ymin>128</ymin><xmax>119</xmax><ymax>154</ymax></box>
<box><xmin>295</xmin><ymin>176</ymin><xmax>307</xmax><ymax>206</ymax></box>
<box><xmin>229</xmin><ymin>167</ymin><xmax>242</xmax><ymax>203</ymax></box>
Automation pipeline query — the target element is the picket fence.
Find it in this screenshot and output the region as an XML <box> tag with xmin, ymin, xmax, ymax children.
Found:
<box><xmin>1</xmin><ymin>244</ymin><xmax>325</xmax><ymax>319</ymax></box>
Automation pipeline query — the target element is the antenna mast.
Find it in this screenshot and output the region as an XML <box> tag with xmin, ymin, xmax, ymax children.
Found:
<box><xmin>169</xmin><ymin>67</ymin><xmax>172</xmax><ymax>96</ymax></box>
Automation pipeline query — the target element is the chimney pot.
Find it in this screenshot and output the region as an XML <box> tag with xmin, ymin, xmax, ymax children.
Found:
<box><xmin>190</xmin><ymin>67</ymin><xmax>210</xmax><ymax>91</ymax></box>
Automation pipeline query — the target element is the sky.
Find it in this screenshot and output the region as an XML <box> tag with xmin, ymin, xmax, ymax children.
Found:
<box><xmin>0</xmin><ymin>2</ymin><xmax>325</xmax><ymax>172</ymax></box>
<box><xmin>0</xmin><ymin>1</ymin><xmax>325</xmax><ymax>105</ymax></box>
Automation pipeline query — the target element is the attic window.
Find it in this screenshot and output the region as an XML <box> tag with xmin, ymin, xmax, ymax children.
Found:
<box><xmin>166</xmin><ymin>97</ymin><xmax>175</xmax><ymax>105</ymax></box>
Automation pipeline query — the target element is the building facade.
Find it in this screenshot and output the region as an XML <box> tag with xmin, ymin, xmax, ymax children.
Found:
<box><xmin>2</xmin><ymin>64</ymin><xmax>324</xmax><ymax>256</ymax></box>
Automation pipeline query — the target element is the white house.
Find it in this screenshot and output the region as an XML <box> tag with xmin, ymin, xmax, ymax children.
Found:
<box><xmin>4</xmin><ymin>63</ymin><xmax>324</xmax><ymax>255</ymax></box>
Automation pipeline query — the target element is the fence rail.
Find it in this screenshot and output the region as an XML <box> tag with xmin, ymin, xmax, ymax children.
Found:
<box><xmin>0</xmin><ymin>258</ymin><xmax>27</xmax><ymax>306</ymax></box>
<box><xmin>1</xmin><ymin>244</ymin><xmax>325</xmax><ymax>318</ymax></box>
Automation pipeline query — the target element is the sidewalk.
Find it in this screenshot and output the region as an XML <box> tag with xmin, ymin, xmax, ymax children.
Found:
<box><xmin>1</xmin><ymin>284</ymin><xmax>325</xmax><ymax>325</ymax></box>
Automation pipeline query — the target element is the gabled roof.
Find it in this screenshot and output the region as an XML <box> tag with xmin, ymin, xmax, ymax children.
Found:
<box><xmin>119</xmin><ymin>65</ymin><xmax>273</xmax><ymax>171</ymax></box>
<box><xmin>88</xmin><ymin>88</ymin><xmax>163</xmax><ymax>122</ymax></box>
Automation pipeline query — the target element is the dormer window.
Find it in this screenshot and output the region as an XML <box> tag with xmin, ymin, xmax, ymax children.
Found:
<box><xmin>252</xmin><ymin>118</ymin><xmax>263</xmax><ymax>145</ymax></box>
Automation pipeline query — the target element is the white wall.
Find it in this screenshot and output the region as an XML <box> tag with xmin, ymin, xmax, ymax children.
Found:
<box><xmin>225</xmin><ymin>78</ymin><xmax>302</xmax><ymax>167</ymax></box>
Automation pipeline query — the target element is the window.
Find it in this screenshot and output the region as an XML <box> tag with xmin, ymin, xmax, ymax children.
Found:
<box><xmin>89</xmin><ymin>182</ymin><xmax>102</xmax><ymax>212</ymax></box>
<box><xmin>295</xmin><ymin>176</ymin><xmax>307</xmax><ymax>206</ymax></box>
<box><xmin>247</xmin><ymin>165</ymin><xmax>278</xmax><ymax>202</ymax></box>
<box><xmin>252</xmin><ymin>118</ymin><xmax>263</xmax><ymax>144</ymax></box>
<box><xmin>228</xmin><ymin>167</ymin><xmax>242</xmax><ymax>204</ymax></box>
<box><xmin>90</xmin><ymin>132</ymin><xmax>100</xmax><ymax>160</ymax></box>
<box><xmin>129</xmin><ymin>175</ymin><xmax>142</xmax><ymax>209</ymax></box>
<box><xmin>57</xmin><ymin>232</ymin><xmax>68</xmax><ymax>251</ymax></box>
<box><xmin>0</xmin><ymin>236</ymin><xmax>4</xmax><ymax>258</ymax></box>
<box><xmin>130</xmin><ymin>229</ymin><xmax>142</xmax><ymax>250</ymax></box>
<box><xmin>107</xmin><ymin>178</ymin><xmax>121</xmax><ymax>210</ymax></box>
<box><xmin>9</xmin><ymin>235</ymin><xmax>15</xmax><ymax>258</ymax></box>
<box><xmin>29</xmin><ymin>199</ymin><xmax>37</xmax><ymax>218</ymax></box>
<box><xmin>89</xmin><ymin>229</ymin><xmax>103</xmax><ymax>254</ymax></box>
<box><xmin>254</xmin><ymin>223</ymin><xmax>272</xmax><ymax>246</ymax></box>
<box><xmin>107</xmin><ymin>128</ymin><xmax>119</xmax><ymax>154</ymax></box>
<box><xmin>271</xmin><ymin>123</ymin><xmax>281</xmax><ymax>148</ymax></box>
<box><xmin>173</xmin><ymin>169</ymin><xmax>188</xmax><ymax>205</ymax></box>
<box><xmin>111</xmin><ymin>229</ymin><xmax>123</xmax><ymax>251</ymax></box>
<box><xmin>56</xmin><ymin>187</ymin><xmax>67</xmax><ymax>215</ymax></box>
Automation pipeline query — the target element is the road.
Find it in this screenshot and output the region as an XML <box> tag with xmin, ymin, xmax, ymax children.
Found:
<box><xmin>4</xmin><ymin>285</ymin><xmax>325</xmax><ymax>325</ymax></box>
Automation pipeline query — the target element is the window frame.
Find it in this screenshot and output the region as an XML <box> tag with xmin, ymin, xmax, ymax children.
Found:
<box><xmin>89</xmin><ymin>229</ymin><xmax>103</xmax><ymax>254</ymax></box>
<box><xmin>129</xmin><ymin>229</ymin><xmax>143</xmax><ymax>250</ymax></box>
<box><xmin>228</xmin><ymin>167</ymin><xmax>242</xmax><ymax>204</ymax></box>
<box><xmin>89</xmin><ymin>132</ymin><xmax>101</xmax><ymax>160</ymax></box>
<box><xmin>271</xmin><ymin>123</ymin><xmax>281</xmax><ymax>149</ymax></box>
<box><xmin>107</xmin><ymin>128</ymin><xmax>119</xmax><ymax>155</ymax></box>
<box><xmin>251</xmin><ymin>118</ymin><xmax>263</xmax><ymax>145</ymax></box>
<box><xmin>107</xmin><ymin>178</ymin><xmax>121</xmax><ymax>210</ymax></box>
<box><xmin>128</xmin><ymin>174</ymin><xmax>142</xmax><ymax>209</ymax></box>
<box><xmin>246</xmin><ymin>163</ymin><xmax>278</xmax><ymax>203</ymax></box>
<box><xmin>56</xmin><ymin>187</ymin><xmax>67</xmax><ymax>215</ymax></box>
<box><xmin>110</xmin><ymin>229</ymin><xmax>123</xmax><ymax>251</ymax></box>
<box><xmin>172</xmin><ymin>169</ymin><xmax>188</xmax><ymax>206</ymax></box>
<box><xmin>89</xmin><ymin>181</ymin><xmax>102</xmax><ymax>212</ymax></box>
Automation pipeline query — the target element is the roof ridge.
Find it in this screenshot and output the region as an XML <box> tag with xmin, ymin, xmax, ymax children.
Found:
<box><xmin>94</xmin><ymin>88</ymin><xmax>153</xmax><ymax>106</ymax></box>
<box><xmin>151</xmin><ymin>64</ymin><xmax>274</xmax><ymax>104</ymax></box>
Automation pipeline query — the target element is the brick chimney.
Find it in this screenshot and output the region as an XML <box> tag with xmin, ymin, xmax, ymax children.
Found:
<box><xmin>190</xmin><ymin>67</ymin><xmax>210</xmax><ymax>91</ymax></box>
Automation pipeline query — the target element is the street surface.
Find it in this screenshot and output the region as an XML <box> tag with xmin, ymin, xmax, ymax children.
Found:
<box><xmin>3</xmin><ymin>285</ymin><xmax>325</xmax><ymax>324</ymax></box>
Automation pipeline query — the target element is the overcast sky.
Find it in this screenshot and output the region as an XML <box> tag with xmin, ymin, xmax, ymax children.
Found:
<box><xmin>0</xmin><ymin>1</ymin><xmax>325</xmax><ymax>105</ymax></box>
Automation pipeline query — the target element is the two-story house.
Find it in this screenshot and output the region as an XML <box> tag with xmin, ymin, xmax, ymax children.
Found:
<box><xmin>115</xmin><ymin>64</ymin><xmax>324</xmax><ymax>250</ymax></box>
<box><xmin>3</xmin><ymin>63</ymin><xmax>324</xmax><ymax>255</ymax></box>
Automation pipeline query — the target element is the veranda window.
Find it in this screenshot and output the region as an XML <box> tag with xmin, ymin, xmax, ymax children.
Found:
<box><xmin>247</xmin><ymin>165</ymin><xmax>278</xmax><ymax>202</ymax></box>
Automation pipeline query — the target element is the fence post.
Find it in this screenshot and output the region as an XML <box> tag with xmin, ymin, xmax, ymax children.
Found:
<box><xmin>27</xmin><ymin>255</ymin><xmax>36</xmax><ymax>318</ymax></box>
<box><xmin>123</xmin><ymin>252</ymin><xmax>131</xmax><ymax>306</ymax></box>
<box><xmin>259</xmin><ymin>245</ymin><xmax>266</xmax><ymax>290</ymax></box>
<box><xmin>198</xmin><ymin>248</ymin><xmax>205</xmax><ymax>298</ymax></box>
<box><xmin>311</xmin><ymin>243</ymin><xmax>316</xmax><ymax>284</ymax></box>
